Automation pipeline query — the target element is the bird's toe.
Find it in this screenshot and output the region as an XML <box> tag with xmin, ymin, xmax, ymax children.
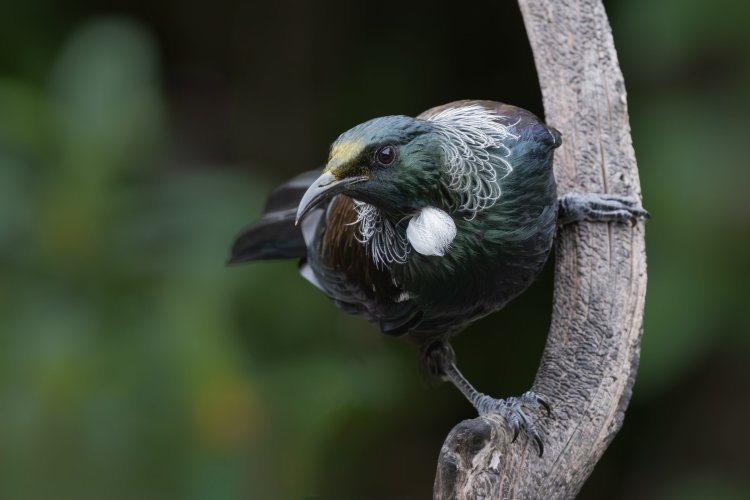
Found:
<box><xmin>478</xmin><ymin>391</ymin><xmax>550</xmax><ymax>457</ymax></box>
<box><xmin>558</xmin><ymin>192</ymin><xmax>650</xmax><ymax>226</ymax></box>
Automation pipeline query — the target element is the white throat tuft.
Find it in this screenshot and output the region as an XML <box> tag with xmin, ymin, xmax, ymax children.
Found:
<box><xmin>406</xmin><ymin>207</ymin><xmax>457</xmax><ymax>257</ymax></box>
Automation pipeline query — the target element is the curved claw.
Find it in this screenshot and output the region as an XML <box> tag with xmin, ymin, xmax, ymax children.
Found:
<box><xmin>536</xmin><ymin>395</ymin><xmax>552</xmax><ymax>417</ymax></box>
<box><xmin>533</xmin><ymin>433</ymin><xmax>544</xmax><ymax>457</ymax></box>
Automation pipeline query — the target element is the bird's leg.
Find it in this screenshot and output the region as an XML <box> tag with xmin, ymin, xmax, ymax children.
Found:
<box><xmin>423</xmin><ymin>342</ymin><xmax>550</xmax><ymax>456</ymax></box>
<box><xmin>557</xmin><ymin>192</ymin><xmax>649</xmax><ymax>226</ymax></box>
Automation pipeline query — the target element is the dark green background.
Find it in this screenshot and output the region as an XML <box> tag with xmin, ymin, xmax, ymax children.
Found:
<box><xmin>1</xmin><ymin>0</ymin><xmax>748</xmax><ymax>498</ymax></box>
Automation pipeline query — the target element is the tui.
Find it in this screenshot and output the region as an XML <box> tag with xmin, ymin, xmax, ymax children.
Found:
<box><xmin>228</xmin><ymin>100</ymin><xmax>647</xmax><ymax>455</ymax></box>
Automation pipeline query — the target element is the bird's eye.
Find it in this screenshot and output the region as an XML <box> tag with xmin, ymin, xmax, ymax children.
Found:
<box><xmin>375</xmin><ymin>145</ymin><xmax>397</xmax><ymax>166</ymax></box>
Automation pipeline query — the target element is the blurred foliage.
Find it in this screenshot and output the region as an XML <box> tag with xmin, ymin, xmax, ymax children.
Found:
<box><xmin>0</xmin><ymin>1</ymin><xmax>748</xmax><ymax>499</ymax></box>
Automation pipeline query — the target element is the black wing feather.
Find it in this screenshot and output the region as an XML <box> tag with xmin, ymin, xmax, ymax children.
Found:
<box><xmin>262</xmin><ymin>169</ymin><xmax>322</xmax><ymax>213</ymax></box>
<box><xmin>227</xmin><ymin>169</ymin><xmax>321</xmax><ymax>264</ymax></box>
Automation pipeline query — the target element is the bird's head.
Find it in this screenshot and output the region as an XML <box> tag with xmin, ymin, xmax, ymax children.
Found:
<box><xmin>296</xmin><ymin>115</ymin><xmax>443</xmax><ymax>223</ymax></box>
<box><xmin>296</xmin><ymin>104</ymin><xmax>525</xmax><ymax>227</ymax></box>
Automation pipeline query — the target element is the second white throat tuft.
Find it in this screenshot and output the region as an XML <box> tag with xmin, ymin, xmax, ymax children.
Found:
<box><xmin>406</xmin><ymin>207</ymin><xmax>457</xmax><ymax>257</ymax></box>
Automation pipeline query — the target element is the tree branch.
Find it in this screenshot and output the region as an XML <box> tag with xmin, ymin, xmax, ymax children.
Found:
<box><xmin>433</xmin><ymin>0</ymin><xmax>647</xmax><ymax>498</ymax></box>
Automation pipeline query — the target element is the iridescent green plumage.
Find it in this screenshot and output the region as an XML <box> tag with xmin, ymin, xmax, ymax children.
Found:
<box><xmin>294</xmin><ymin>101</ymin><xmax>560</xmax><ymax>342</ymax></box>
<box><xmin>229</xmin><ymin>100</ymin><xmax>646</xmax><ymax>455</ymax></box>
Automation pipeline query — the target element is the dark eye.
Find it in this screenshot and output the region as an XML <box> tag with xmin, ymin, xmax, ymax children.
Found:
<box><xmin>375</xmin><ymin>145</ymin><xmax>397</xmax><ymax>166</ymax></box>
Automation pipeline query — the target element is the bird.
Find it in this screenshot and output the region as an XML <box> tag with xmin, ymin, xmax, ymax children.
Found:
<box><xmin>228</xmin><ymin>100</ymin><xmax>647</xmax><ymax>455</ymax></box>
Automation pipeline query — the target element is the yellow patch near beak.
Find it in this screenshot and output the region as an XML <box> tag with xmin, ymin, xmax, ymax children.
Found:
<box><xmin>326</xmin><ymin>140</ymin><xmax>366</xmax><ymax>178</ymax></box>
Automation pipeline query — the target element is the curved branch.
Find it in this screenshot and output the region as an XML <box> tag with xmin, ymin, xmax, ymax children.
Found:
<box><xmin>433</xmin><ymin>1</ymin><xmax>647</xmax><ymax>498</ymax></box>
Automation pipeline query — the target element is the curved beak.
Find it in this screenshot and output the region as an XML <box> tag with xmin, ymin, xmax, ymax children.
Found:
<box><xmin>295</xmin><ymin>171</ymin><xmax>368</xmax><ymax>224</ymax></box>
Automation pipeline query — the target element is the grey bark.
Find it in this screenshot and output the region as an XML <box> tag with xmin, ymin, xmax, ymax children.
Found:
<box><xmin>433</xmin><ymin>0</ymin><xmax>647</xmax><ymax>499</ymax></box>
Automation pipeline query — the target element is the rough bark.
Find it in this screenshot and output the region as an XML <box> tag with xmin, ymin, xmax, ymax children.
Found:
<box><xmin>433</xmin><ymin>1</ymin><xmax>647</xmax><ymax>498</ymax></box>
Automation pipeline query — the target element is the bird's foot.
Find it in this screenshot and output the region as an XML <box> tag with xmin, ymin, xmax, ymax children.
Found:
<box><xmin>558</xmin><ymin>192</ymin><xmax>650</xmax><ymax>226</ymax></box>
<box><xmin>474</xmin><ymin>391</ymin><xmax>551</xmax><ymax>457</ymax></box>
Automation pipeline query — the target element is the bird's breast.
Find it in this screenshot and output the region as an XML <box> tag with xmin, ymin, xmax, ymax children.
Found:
<box><xmin>319</xmin><ymin>196</ymin><xmax>402</xmax><ymax>303</ymax></box>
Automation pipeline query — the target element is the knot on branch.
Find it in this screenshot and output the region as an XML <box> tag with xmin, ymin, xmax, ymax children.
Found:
<box><xmin>435</xmin><ymin>416</ymin><xmax>527</xmax><ymax>499</ymax></box>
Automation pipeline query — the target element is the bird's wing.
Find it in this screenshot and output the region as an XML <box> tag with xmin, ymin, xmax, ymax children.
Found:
<box><xmin>227</xmin><ymin>169</ymin><xmax>321</xmax><ymax>264</ymax></box>
<box><xmin>262</xmin><ymin>169</ymin><xmax>322</xmax><ymax>213</ymax></box>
